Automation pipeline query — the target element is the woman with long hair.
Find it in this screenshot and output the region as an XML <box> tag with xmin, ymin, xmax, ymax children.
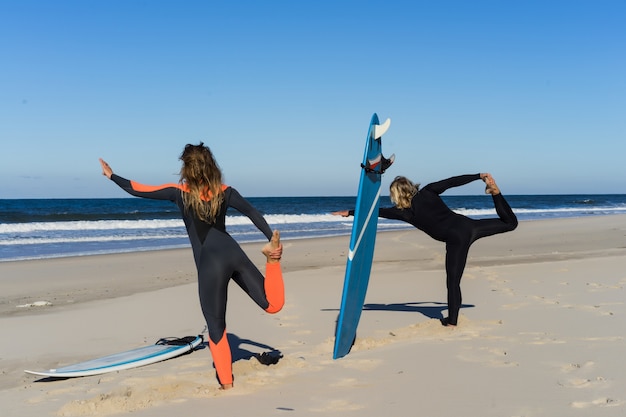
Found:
<box><xmin>99</xmin><ymin>143</ymin><xmax>284</xmax><ymax>390</ymax></box>
<box><xmin>334</xmin><ymin>173</ymin><xmax>517</xmax><ymax>327</ymax></box>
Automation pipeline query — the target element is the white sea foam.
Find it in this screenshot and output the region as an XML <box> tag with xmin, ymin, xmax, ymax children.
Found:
<box><xmin>2</xmin><ymin>200</ymin><xmax>626</xmax><ymax>262</ymax></box>
<box><xmin>0</xmin><ymin>214</ymin><xmax>347</xmax><ymax>234</ymax></box>
<box><xmin>3</xmin><ymin>206</ymin><xmax>625</xmax><ymax>236</ymax></box>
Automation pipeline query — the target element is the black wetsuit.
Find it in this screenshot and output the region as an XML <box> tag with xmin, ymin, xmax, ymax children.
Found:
<box><xmin>377</xmin><ymin>174</ymin><xmax>518</xmax><ymax>325</ymax></box>
<box><xmin>109</xmin><ymin>174</ymin><xmax>284</xmax><ymax>385</ymax></box>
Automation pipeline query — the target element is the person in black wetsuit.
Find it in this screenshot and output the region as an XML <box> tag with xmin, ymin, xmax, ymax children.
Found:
<box><xmin>334</xmin><ymin>173</ymin><xmax>517</xmax><ymax>326</ymax></box>
<box><xmin>99</xmin><ymin>143</ymin><xmax>284</xmax><ymax>390</ymax></box>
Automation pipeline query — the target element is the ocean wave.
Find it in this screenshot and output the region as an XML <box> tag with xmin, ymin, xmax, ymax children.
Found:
<box><xmin>0</xmin><ymin>214</ymin><xmax>347</xmax><ymax>234</ymax></box>
<box><xmin>456</xmin><ymin>206</ymin><xmax>626</xmax><ymax>217</ymax></box>
<box><xmin>3</xmin><ymin>206</ymin><xmax>626</xmax><ymax>235</ymax></box>
<box><xmin>3</xmin><ymin>198</ymin><xmax>626</xmax><ymax>262</ymax></box>
<box><xmin>0</xmin><ymin>234</ymin><xmax>186</xmax><ymax>246</ymax></box>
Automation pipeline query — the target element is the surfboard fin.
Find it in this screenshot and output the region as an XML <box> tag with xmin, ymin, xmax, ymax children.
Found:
<box><xmin>372</xmin><ymin>118</ymin><xmax>391</xmax><ymax>139</ymax></box>
<box><xmin>381</xmin><ymin>153</ymin><xmax>395</xmax><ymax>173</ymax></box>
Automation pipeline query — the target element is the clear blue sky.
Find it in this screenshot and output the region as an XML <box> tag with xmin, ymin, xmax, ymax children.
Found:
<box><xmin>1</xmin><ymin>0</ymin><xmax>624</xmax><ymax>198</ymax></box>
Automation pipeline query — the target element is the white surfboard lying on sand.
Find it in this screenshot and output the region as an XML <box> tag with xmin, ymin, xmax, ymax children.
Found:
<box><xmin>25</xmin><ymin>335</ymin><xmax>203</xmax><ymax>378</ymax></box>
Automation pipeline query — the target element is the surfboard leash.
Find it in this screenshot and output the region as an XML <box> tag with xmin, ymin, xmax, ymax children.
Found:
<box><xmin>155</xmin><ymin>335</ymin><xmax>204</xmax><ymax>346</ymax></box>
<box><xmin>361</xmin><ymin>153</ymin><xmax>395</xmax><ymax>174</ymax></box>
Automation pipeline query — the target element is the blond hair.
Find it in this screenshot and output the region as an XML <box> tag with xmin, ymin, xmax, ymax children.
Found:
<box><xmin>389</xmin><ymin>176</ymin><xmax>418</xmax><ymax>209</ymax></box>
<box><xmin>179</xmin><ymin>143</ymin><xmax>224</xmax><ymax>223</ymax></box>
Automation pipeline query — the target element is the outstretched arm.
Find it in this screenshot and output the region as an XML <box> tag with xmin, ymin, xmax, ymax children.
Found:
<box><xmin>424</xmin><ymin>173</ymin><xmax>484</xmax><ymax>195</ymax></box>
<box><xmin>99</xmin><ymin>158</ymin><xmax>180</xmax><ymax>201</ymax></box>
<box><xmin>332</xmin><ymin>208</ymin><xmax>406</xmax><ymax>222</ymax></box>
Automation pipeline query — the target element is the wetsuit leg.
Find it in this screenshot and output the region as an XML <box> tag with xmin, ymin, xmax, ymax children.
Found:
<box><xmin>208</xmin><ymin>330</ymin><xmax>232</xmax><ymax>386</ymax></box>
<box><xmin>196</xmin><ymin>246</ymin><xmax>234</xmax><ymax>385</ymax></box>
<box><xmin>445</xmin><ymin>236</ymin><xmax>471</xmax><ymax>325</ymax></box>
<box><xmin>230</xmin><ymin>255</ymin><xmax>284</xmax><ymax>314</ymax></box>
<box><xmin>197</xmin><ymin>232</ymin><xmax>284</xmax><ymax>386</ymax></box>
<box><xmin>444</xmin><ymin>195</ymin><xmax>517</xmax><ymax>325</ymax></box>
<box><xmin>471</xmin><ymin>194</ymin><xmax>518</xmax><ymax>241</ymax></box>
<box><xmin>493</xmin><ymin>194</ymin><xmax>517</xmax><ymax>227</ymax></box>
<box><xmin>263</xmin><ymin>262</ymin><xmax>285</xmax><ymax>313</ymax></box>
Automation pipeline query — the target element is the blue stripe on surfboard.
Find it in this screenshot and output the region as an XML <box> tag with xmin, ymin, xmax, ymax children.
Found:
<box><xmin>52</xmin><ymin>345</ymin><xmax>187</xmax><ymax>373</ymax></box>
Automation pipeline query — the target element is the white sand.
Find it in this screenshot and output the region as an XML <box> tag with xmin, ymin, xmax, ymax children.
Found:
<box><xmin>1</xmin><ymin>215</ymin><xmax>625</xmax><ymax>416</ymax></box>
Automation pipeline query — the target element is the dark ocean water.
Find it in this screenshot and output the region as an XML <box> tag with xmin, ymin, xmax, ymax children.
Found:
<box><xmin>2</xmin><ymin>194</ymin><xmax>626</xmax><ymax>262</ymax></box>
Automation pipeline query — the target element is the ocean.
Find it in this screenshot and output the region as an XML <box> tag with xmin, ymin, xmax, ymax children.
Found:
<box><xmin>2</xmin><ymin>194</ymin><xmax>626</xmax><ymax>262</ymax></box>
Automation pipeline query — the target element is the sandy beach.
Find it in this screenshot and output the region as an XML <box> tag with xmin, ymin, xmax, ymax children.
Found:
<box><xmin>1</xmin><ymin>215</ymin><xmax>626</xmax><ymax>416</ymax></box>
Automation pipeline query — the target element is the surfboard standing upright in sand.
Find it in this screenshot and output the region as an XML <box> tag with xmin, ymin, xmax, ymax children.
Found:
<box><xmin>333</xmin><ymin>113</ymin><xmax>393</xmax><ymax>360</ymax></box>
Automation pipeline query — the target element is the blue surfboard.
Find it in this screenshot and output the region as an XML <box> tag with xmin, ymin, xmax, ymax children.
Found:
<box><xmin>333</xmin><ymin>113</ymin><xmax>393</xmax><ymax>359</ymax></box>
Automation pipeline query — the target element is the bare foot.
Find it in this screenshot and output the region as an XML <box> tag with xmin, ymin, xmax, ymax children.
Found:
<box><xmin>262</xmin><ymin>230</ymin><xmax>282</xmax><ymax>263</ymax></box>
<box><xmin>483</xmin><ymin>174</ymin><xmax>501</xmax><ymax>195</ymax></box>
<box><xmin>219</xmin><ymin>383</ymin><xmax>234</xmax><ymax>390</ymax></box>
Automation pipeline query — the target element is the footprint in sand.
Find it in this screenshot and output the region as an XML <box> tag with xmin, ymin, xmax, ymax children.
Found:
<box><xmin>571</xmin><ymin>397</ymin><xmax>621</xmax><ymax>408</ymax></box>
<box><xmin>566</xmin><ymin>302</ymin><xmax>619</xmax><ymax>317</ymax></box>
<box><xmin>492</xmin><ymin>287</ymin><xmax>515</xmax><ymax>296</ymax></box>
<box><xmin>530</xmin><ymin>294</ymin><xmax>561</xmax><ymax>306</ymax></box>
<box><xmin>457</xmin><ymin>346</ymin><xmax>519</xmax><ymax>368</ymax></box>
<box><xmin>561</xmin><ymin>376</ymin><xmax>609</xmax><ymax>389</ymax></box>
<box><xmin>585</xmin><ymin>281</ymin><xmax>623</xmax><ymax>292</ymax></box>
<box><xmin>558</xmin><ymin>361</ymin><xmax>621</xmax><ymax>409</ymax></box>
<box><xmin>560</xmin><ymin>361</ymin><xmax>595</xmax><ymax>373</ymax></box>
